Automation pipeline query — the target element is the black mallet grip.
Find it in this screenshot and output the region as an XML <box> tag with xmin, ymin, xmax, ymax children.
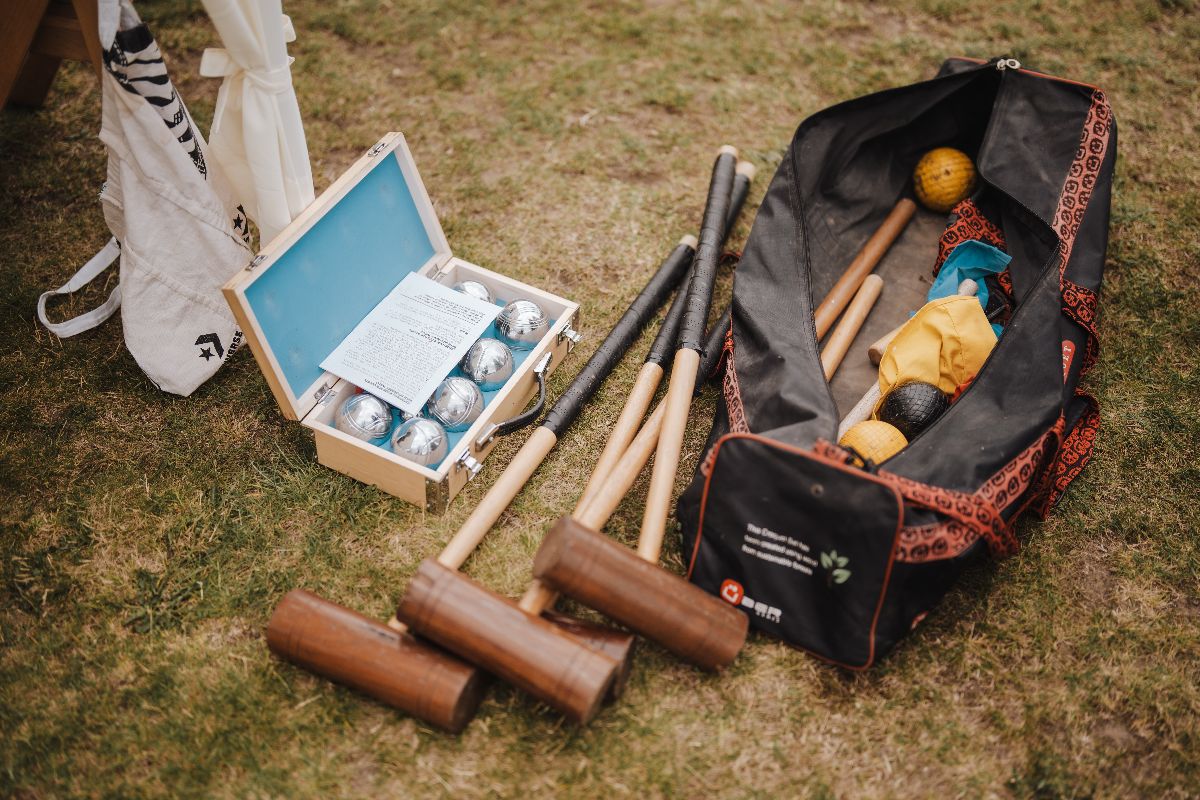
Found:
<box><xmin>540</xmin><ymin>236</ymin><xmax>695</xmax><ymax>437</ymax></box>
<box><xmin>677</xmin><ymin>146</ymin><xmax>737</xmax><ymax>352</ymax></box>
<box><xmin>696</xmin><ymin>303</ymin><xmax>733</xmax><ymax>385</ymax></box>
<box><xmin>645</xmin><ymin>160</ymin><xmax>755</xmax><ymax>368</ymax></box>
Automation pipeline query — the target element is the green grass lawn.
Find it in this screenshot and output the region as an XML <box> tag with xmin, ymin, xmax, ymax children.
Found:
<box><xmin>3</xmin><ymin>0</ymin><xmax>1198</xmax><ymax>797</ymax></box>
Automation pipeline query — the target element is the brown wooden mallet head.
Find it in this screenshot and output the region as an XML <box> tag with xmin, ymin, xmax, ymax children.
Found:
<box><xmin>533</xmin><ymin>517</ymin><xmax>749</xmax><ymax>671</ymax></box>
<box><xmin>540</xmin><ymin>609</ymin><xmax>637</xmax><ymax>700</ymax></box>
<box><xmin>266</xmin><ymin>589</ymin><xmax>488</xmax><ymax>733</ymax></box>
<box><xmin>396</xmin><ymin>559</ymin><xmax>621</xmax><ymax>724</ymax></box>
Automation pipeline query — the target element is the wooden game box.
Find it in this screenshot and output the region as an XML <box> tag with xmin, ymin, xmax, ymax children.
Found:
<box><xmin>223</xmin><ymin>133</ymin><xmax>581</xmax><ymax>513</ymax></box>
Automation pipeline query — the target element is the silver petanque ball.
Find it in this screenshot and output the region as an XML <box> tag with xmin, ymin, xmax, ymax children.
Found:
<box><xmin>461</xmin><ymin>337</ymin><xmax>514</xmax><ymax>390</ymax></box>
<box><xmin>389</xmin><ymin>418</ymin><xmax>448</xmax><ymax>466</ymax></box>
<box><xmin>426</xmin><ymin>376</ymin><xmax>484</xmax><ymax>432</ymax></box>
<box><xmin>453</xmin><ymin>280</ymin><xmax>495</xmax><ymax>304</ymax></box>
<box><xmin>496</xmin><ymin>299</ymin><xmax>549</xmax><ymax>350</ymax></box>
<box><xmin>334</xmin><ymin>392</ymin><xmax>393</xmax><ymax>442</ymax></box>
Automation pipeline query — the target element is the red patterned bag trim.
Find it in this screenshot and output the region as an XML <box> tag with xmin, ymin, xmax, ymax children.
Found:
<box><xmin>1053</xmin><ymin>90</ymin><xmax>1110</xmax><ymax>384</ymax></box>
<box><xmin>701</xmin><ymin>327</ymin><xmax>749</xmax><ymax>478</ymax></box>
<box><xmin>933</xmin><ymin>198</ymin><xmax>1008</xmax><ymax>275</ymax></box>
<box><xmin>897</xmin><ymin>520</ymin><xmax>976</xmax><ymax>563</ymax></box>
<box><xmin>1054</xmin><ymin>91</ymin><xmax>1113</xmax><ymax>277</ymax></box>
<box><xmin>996</xmin><ymin>269</ymin><xmax>1014</xmax><ymax>297</ymax></box>
<box><xmin>1035</xmin><ymin>89</ymin><xmax>1110</xmax><ymax>505</ymax></box>
<box><xmin>1062</xmin><ymin>278</ymin><xmax>1100</xmax><ymax>374</ymax></box>
<box><xmin>1037</xmin><ymin>391</ymin><xmax>1099</xmax><ymax>516</ymax></box>
<box><xmin>722</xmin><ymin>344</ymin><xmax>749</xmax><ymax>435</ymax></box>
<box><xmin>811</xmin><ymin>439</ymin><xmax>1018</xmax><ymax>558</ymax></box>
<box><xmin>816</xmin><ymin>416</ymin><xmax>1066</xmax><ymax>563</ymax></box>
<box><xmin>892</xmin><ymin>419</ymin><xmax>1065</xmax><ymax>563</ymax></box>
<box><xmin>705</xmin><ymin>314</ymin><xmax>734</xmax><ymax>382</ymax></box>
<box><xmin>880</xmin><ymin>468</ymin><xmax>1016</xmax><ymax>558</ymax></box>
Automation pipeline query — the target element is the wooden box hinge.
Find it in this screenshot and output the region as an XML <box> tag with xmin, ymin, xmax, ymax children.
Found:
<box><xmin>313</xmin><ymin>381</ymin><xmax>337</xmax><ymax>405</ymax></box>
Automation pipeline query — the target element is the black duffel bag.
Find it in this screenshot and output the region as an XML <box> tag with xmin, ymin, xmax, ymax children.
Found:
<box><xmin>678</xmin><ymin>56</ymin><xmax>1116</xmax><ymax>669</ymax></box>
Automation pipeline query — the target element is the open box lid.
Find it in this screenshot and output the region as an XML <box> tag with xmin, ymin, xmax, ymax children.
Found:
<box><xmin>223</xmin><ymin>133</ymin><xmax>452</xmax><ymax>421</ymax></box>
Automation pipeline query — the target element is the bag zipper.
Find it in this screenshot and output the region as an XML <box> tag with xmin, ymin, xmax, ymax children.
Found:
<box><xmin>949</xmin><ymin>55</ymin><xmax>1102</xmax><ymax>91</ymax></box>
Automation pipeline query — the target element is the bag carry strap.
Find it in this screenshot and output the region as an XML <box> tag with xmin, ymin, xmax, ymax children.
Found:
<box><xmin>37</xmin><ymin>238</ymin><xmax>123</xmax><ymax>338</ymax></box>
<box><xmin>815</xmin><ymin>423</ymin><xmax>1065</xmax><ymax>561</ymax></box>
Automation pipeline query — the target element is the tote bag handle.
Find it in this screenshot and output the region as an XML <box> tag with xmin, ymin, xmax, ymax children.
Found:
<box><xmin>37</xmin><ymin>237</ymin><xmax>123</xmax><ymax>338</ymax></box>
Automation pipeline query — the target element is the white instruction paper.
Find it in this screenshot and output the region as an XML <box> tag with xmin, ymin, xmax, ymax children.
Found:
<box><xmin>321</xmin><ymin>273</ymin><xmax>500</xmax><ymax>416</ymax></box>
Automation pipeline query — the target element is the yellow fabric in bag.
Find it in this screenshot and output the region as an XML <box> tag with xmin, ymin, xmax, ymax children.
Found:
<box><xmin>878</xmin><ymin>295</ymin><xmax>998</xmax><ymax>396</ymax></box>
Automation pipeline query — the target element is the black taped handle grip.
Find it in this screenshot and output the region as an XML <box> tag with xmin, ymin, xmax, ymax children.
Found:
<box><xmin>695</xmin><ymin>304</ymin><xmax>732</xmax><ymax>388</ymax></box>
<box><xmin>644</xmin><ymin>165</ymin><xmax>752</xmax><ymax>367</ymax></box>
<box><xmin>725</xmin><ymin>165</ymin><xmax>753</xmax><ymax>240</ymax></box>
<box><xmin>540</xmin><ymin>240</ymin><xmax>694</xmax><ymax>437</ymax></box>
<box><xmin>678</xmin><ymin>150</ymin><xmax>737</xmax><ymax>352</ymax></box>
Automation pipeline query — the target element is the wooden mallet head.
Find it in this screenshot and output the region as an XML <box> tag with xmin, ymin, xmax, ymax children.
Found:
<box><xmin>396</xmin><ymin>559</ymin><xmax>620</xmax><ymax>724</ymax></box>
<box><xmin>267</xmin><ymin>589</ymin><xmax>488</xmax><ymax>733</ymax></box>
<box><xmin>533</xmin><ymin>517</ymin><xmax>748</xmax><ymax>670</ymax></box>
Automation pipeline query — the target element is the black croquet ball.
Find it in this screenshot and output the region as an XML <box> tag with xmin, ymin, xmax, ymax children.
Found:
<box><xmin>877</xmin><ymin>381</ymin><xmax>950</xmax><ymax>441</ymax></box>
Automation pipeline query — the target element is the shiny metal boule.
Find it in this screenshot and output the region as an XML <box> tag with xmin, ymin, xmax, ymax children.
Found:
<box><xmin>426</xmin><ymin>377</ymin><xmax>484</xmax><ymax>432</ymax></box>
<box><xmin>461</xmin><ymin>338</ymin><xmax>514</xmax><ymax>390</ymax></box>
<box><xmin>496</xmin><ymin>299</ymin><xmax>549</xmax><ymax>350</ymax></box>
<box><xmin>334</xmin><ymin>392</ymin><xmax>393</xmax><ymax>442</ymax></box>
<box><xmin>453</xmin><ymin>280</ymin><xmax>495</xmax><ymax>304</ymax></box>
<box><xmin>389</xmin><ymin>418</ymin><xmax>448</xmax><ymax>467</ymax></box>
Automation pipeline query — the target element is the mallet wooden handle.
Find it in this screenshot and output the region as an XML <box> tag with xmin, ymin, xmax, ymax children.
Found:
<box><xmin>820</xmin><ymin>274</ymin><xmax>883</xmax><ymax>380</ymax></box>
<box><xmin>439</xmin><ymin>426</ymin><xmax>558</xmax><ymax>569</ymax></box>
<box><xmin>813</xmin><ymin>198</ymin><xmax>915</xmax><ymax>339</ymax></box>
<box><xmin>576</xmin><ymin>389</ymin><xmax>668</xmax><ymax>530</ymax></box>
<box><xmin>838</xmin><ymin>382</ymin><xmax>882</xmax><ymax>439</ymax></box>
<box><xmin>518</xmin><ymin>381</ymin><xmax>671</xmax><ymax>614</ymax></box>
<box><xmin>384</xmin><ymin>427</ymin><xmax>556</xmax><ymax>633</ymax></box>
<box><xmin>576</xmin><ymin>361</ymin><xmax>663</xmax><ymax>512</ymax></box>
<box><xmin>518</xmin><ymin>300</ymin><xmax>738</xmax><ymax>640</ymax></box>
<box><xmin>639</xmin><ymin>348</ymin><xmax>702</xmax><ymax>560</ymax></box>
<box><xmin>515</xmin><ymin>378</ymin><xmax>664</xmax><ymax>615</ymax></box>
<box><xmin>528</xmin><ymin>306</ymin><xmax>750</xmax><ymax>674</ymax></box>
<box><xmin>429</xmin><ymin>229</ymin><xmax>701</xmax><ymax>574</ymax></box>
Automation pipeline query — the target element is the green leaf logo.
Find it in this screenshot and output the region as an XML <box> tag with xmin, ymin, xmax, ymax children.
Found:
<box><xmin>820</xmin><ymin>551</ymin><xmax>851</xmax><ymax>584</ymax></box>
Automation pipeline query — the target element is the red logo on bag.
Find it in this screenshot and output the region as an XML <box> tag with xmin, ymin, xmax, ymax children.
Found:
<box><xmin>1062</xmin><ymin>340</ymin><xmax>1076</xmax><ymax>380</ymax></box>
<box><xmin>719</xmin><ymin>579</ymin><xmax>744</xmax><ymax>605</ymax></box>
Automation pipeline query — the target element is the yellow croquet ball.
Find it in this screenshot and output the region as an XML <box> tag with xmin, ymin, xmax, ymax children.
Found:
<box><xmin>912</xmin><ymin>147</ymin><xmax>977</xmax><ymax>213</ymax></box>
<box><xmin>838</xmin><ymin>420</ymin><xmax>908</xmax><ymax>466</ymax></box>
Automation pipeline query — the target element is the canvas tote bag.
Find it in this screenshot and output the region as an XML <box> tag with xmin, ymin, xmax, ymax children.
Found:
<box><xmin>37</xmin><ymin>0</ymin><xmax>251</xmax><ymax>396</ymax></box>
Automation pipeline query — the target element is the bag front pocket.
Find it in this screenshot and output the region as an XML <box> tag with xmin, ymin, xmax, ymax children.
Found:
<box><xmin>685</xmin><ymin>434</ymin><xmax>905</xmax><ymax>669</ymax></box>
